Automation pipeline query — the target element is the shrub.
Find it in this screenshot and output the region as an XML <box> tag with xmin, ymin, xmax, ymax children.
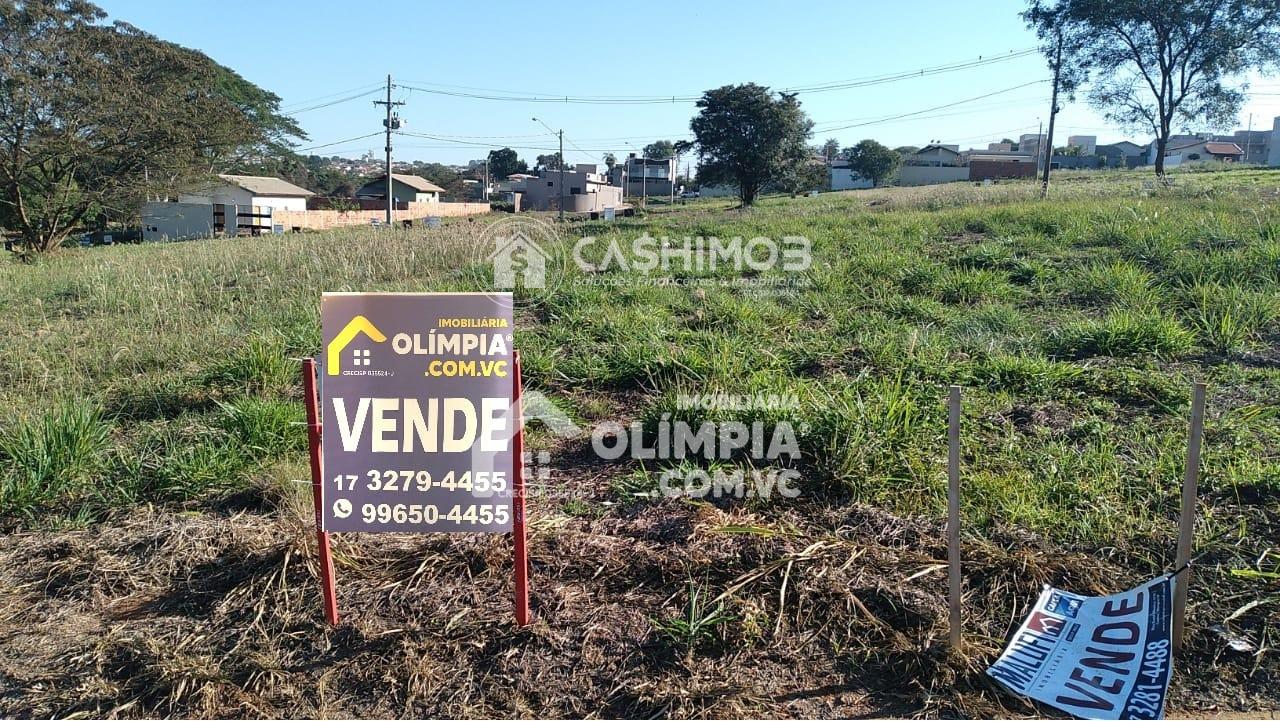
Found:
<box><xmin>1183</xmin><ymin>281</ymin><xmax>1280</xmax><ymax>353</ymax></box>
<box><xmin>217</xmin><ymin>397</ymin><xmax>305</xmax><ymax>458</ymax></box>
<box><xmin>1067</xmin><ymin>261</ymin><xmax>1159</xmax><ymax>308</ymax></box>
<box><xmin>1048</xmin><ymin>311</ymin><xmax>1194</xmax><ymax>359</ymax></box>
<box><xmin>0</xmin><ymin>404</ymin><xmax>111</xmax><ymax>515</ymax></box>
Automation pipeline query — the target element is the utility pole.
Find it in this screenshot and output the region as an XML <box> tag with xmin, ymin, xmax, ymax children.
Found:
<box><xmin>1245</xmin><ymin>113</ymin><xmax>1253</xmax><ymax>163</ymax></box>
<box><xmin>532</xmin><ymin>117</ymin><xmax>565</xmax><ymax>221</ymax></box>
<box><xmin>1040</xmin><ymin>30</ymin><xmax>1063</xmax><ymax>199</ymax></box>
<box><xmin>557</xmin><ymin>128</ymin><xmax>564</xmax><ymax>222</ymax></box>
<box><xmin>483</xmin><ymin>156</ymin><xmax>490</xmax><ymax>202</ymax></box>
<box><xmin>374</xmin><ymin>74</ymin><xmax>405</xmax><ymax>226</ymax></box>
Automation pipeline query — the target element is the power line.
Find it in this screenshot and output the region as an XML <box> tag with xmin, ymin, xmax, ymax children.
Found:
<box><xmin>288</xmin><ymin>88</ymin><xmax>384</xmax><ymax>115</ymax></box>
<box><xmin>294</xmin><ymin>131</ymin><xmax>383</xmax><ymax>153</ymax></box>
<box><xmin>817</xmin><ymin>80</ymin><xmax>1049</xmax><ymax>132</ymax></box>
<box><xmin>280</xmin><ymin>84</ymin><xmax>382</xmax><ymax>112</ymax></box>
<box><xmin>394</xmin><ymin>48</ymin><xmax>1039</xmax><ymax>105</ymax></box>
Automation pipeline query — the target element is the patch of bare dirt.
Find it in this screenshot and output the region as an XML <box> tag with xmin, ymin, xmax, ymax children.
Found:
<box><xmin>0</xmin><ymin>495</ymin><xmax>1275</xmax><ymax>718</ymax></box>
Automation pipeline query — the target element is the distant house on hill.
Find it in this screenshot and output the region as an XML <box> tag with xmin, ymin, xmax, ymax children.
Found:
<box><xmin>355</xmin><ymin>173</ymin><xmax>444</xmax><ymax>204</ymax></box>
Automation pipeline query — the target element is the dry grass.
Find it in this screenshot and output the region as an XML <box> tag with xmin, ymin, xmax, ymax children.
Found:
<box><xmin>2</xmin><ymin>169</ymin><xmax>1279</xmax><ymax>717</ymax></box>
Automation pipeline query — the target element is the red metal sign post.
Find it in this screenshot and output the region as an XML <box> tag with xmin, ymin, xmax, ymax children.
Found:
<box><xmin>512</xmin><ymin>349</ymin><xmax>531</xmax><ymax>626</ymax></box>
<box><xmin>302</xmin><ymin>357</ymin><xmax>340</xmax><ymax>626</ymax></box>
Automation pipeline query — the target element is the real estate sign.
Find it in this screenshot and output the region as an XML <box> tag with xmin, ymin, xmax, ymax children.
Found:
<box><xmin>987</xmin><ymin>576</ymin><xmax>1174</xmax><ymax>720</ymax></box>
<box><xmin>320</xmin><ymin>292</ymin><xmax>515</xmax><ymax>533</ymax></box>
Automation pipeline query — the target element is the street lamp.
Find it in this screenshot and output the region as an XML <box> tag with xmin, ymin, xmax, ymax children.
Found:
<box><xmin>532</xmin><ymin>117</ymin><xmax>564</xmax><ymax>222</ymax></box>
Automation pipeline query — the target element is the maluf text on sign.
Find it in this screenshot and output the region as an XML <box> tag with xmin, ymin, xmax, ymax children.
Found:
<box><xmin>320</xmin><ymin>292</ymin><xmax>515</xmax><ymax>533</ymax></box>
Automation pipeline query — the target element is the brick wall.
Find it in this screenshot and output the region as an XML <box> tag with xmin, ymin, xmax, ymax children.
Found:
<box><xmin>271</xmin><ymin>202</ymin><xmax>490</xmax><ymax>231</ymax></box>
<box><xmin>968</xmin><ymin>161</ymin><xmax>1037</xmax><ymax>181</ymax></box>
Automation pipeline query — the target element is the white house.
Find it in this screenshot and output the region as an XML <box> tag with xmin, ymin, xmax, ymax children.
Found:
<box><xmin>143</xmin><ymin>174</ymin><xmax>314</xmax><ymax>241</ymax></box>
<box><xmin>178</xmin><ymin>174</ymin><xmax>313</xmax><ymax>212</ymax></box>
<box><xmin>829</xmin><ymin>160</ymin><xmax>873</xmax><ymax>190</ymax></box>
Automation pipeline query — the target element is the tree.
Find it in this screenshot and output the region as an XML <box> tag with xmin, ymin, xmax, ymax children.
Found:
<box><xmin>486</xmin><ymin>147</ymin><xmax>528</xmax><ymax>179</ymax></box>
<box><xmin>843</xmin><ymin>139</ymin><xmax>901</xmax><ymax>187</ymax></box>
<box><xmin>687</xmin><ymin>83</ymin><xmax>813</xmax><ymax>206</ymax></box>
<box><xmin>821</xmin><ymin>138</ymin><xmax>841</xmax><ymax>163</ymax></box>
<box><xmin>535</xmin><ymin>152</ymin><xmax>568</xmax><ymax>171</ymax></box>
<box><xmin>643</xmin><ymin>140</ymin><xmax>675</xmax><ymax>160</ymax></box>
<box><xmin>893</xmin><ymin>145</ymin><xmax>920</xmax><ymax>156</ymax></box>
<box><xmin>603</xmin><ymin>152</ymin><xmax>617</xmax><ymax>172</ymax></box>
<box><xmin>777</xmin><ymin>159</ymin><xmax>827</xmax><ymax>197</ymax></box>
<box><xmin>1024</xmin><ymin>0</ymin><xmax>1280</xmax><ymax>176</ymax></box>
<box><xmin>0</xmin><ymin>0</ymin><xmax>303</xmax><ymax>253</ymax></box>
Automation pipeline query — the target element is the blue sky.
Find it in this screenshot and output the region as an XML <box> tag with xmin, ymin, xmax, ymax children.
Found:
<box><xmin>100</xmin><ymin>0</ymin><xmax>1280</xmax><ymax>166</ymax></box>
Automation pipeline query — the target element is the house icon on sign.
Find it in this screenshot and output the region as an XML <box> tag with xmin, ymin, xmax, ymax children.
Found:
<box><xmin>488</xmin><ymin>231</ymin><xmax>548</xmax><ymax>289</ymax></box>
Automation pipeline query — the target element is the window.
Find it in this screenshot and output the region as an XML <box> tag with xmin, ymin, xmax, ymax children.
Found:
<box><xmin>547</xmin><ymin>181</ymin><xmax>554</xmax><ymax>187</ymax></box>
<box><xmin>571</xmin><ymin>187</ymin><xmax>582</xmax><ymax>195</ymax></box>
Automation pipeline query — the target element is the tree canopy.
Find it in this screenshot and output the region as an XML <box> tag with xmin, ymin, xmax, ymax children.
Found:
<box><xmin>1024</xmin><ymin>0</ymin><xmax>1280</xmax><ymax>175</ymax></box>
<box><xmin>687</xmin><ymin>83</ymin><xmax>813</xmax><ymax>206</ymax></box>
<box><xmin>486</xmin><ymin>147</ymin><xmax>528</xmax><ymax>179</ymax></box>
<box><xmin>643</xmin><ymin>140</ymin><xmax>676</xmax><ymax>160</ymax></box>
<box><xmin>534</xmin><ymin>152</ymin><xmax>569</xmax><ymax>171</ymax></box>
<box><xmin>843</xmin><ymin>139</ymin><xmax>901</xmax><ymax>187</ymax></box>
<box><xmin>0</xmin><ymin>0</ymin><xmax>304</xmax><ymax>252</ymax></box>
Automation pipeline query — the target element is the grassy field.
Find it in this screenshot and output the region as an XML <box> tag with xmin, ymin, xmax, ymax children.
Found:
<box><xmin>1</xmin><ymin>168</ymin><xmax>1278</xmax><ymax>716</ymax></box>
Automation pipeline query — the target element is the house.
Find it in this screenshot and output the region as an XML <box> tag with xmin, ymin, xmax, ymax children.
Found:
<box><xmin>1216</xmin><ymin>129</ymin><xmax>1270</xmax><ymax>164</ymax></box>
<box><xmin>520</xmin><ymin>164</ymin><xmax>623</xmax><ymax>213</ymax></box>
<box><xmin>1146</xmin><ymin>134</ymin><xmax>1204</xmax><ymax>165</ymax></box>
<box><xmin>178</xmin><ymin>174</ymin><xmax>313</xmax><ymax>211</ymax></box>
<box><xmin>609</xmin><ymin>154</ymin><xmax>676</xmax><ymax>197</ymax></box>
<box><xmin>905</xmin><ymin>144</ymin><xmax>961</xmax><ymax>167</ymax></box>
<box><xmin>355</xmin><ymin>173</ymin><xmax>445</xmax><ymax>204</ymax></box>
<box><xmin>1161</xmin><ymin>139</ymin><xmax>1244</xmax><ymax>164</ymax></box>
<box><xmin>1018</xmin><ymin>133</ymin><xmax>1046</xmax><ymax>163</ymax></box>
<box><xmin>143</xmin><ymin>174</ymin><xmax>314</xmax><ymax>241</ymax></box>
<box><xmin>1066</xmin><ymin>135</ymin><xmax>1097</xmax><ymax>155</ymax></box>
<box><xmin>828</xmin><ymin>159</ymin><xmax>873</xmax><ymax>190</ymax></box>
<box><xmin>1096</xmin><ymin>141</ymin><xmax>1145</xmax><ymax>168</ymax></box>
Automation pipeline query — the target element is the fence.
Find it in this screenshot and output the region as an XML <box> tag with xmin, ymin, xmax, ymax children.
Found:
<box><xmin>271</xmin><ymin>202</ymin><xmax>490</xmax><ymax>231</ymax></box>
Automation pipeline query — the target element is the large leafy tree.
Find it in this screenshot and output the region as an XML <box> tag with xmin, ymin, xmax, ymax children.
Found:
<box><xmin>642</xmin><ymin>140</ymin><xmax>675</xmax><ymax>160</ymax></box>
<box><xmin>0</xmin><ymin>0</ymin><xmax>303</xmax><ymax>253</ymax></box>
<box><xmin>688</xmin><ymin>83</ymin><xmax>813</xmax><ymax>206</ymax></box>
<box><xmin>486</xmin><ymin>147</ymin><xmax>528</xmax><ymax>179</ymax></box>
<box><xmin>534</xmin><ymin>152</ymin><xmax>568</xmax><ymax>171</ymax></box>
<box><xmin>1024</xmin><ymin>0</ymin><xmax>1280</xmax><ymax>176</ymax></box>
<box><xmin>843</xmin><ymin>139</ymin><xmax>901</xmax><ymax>187</ymax></box>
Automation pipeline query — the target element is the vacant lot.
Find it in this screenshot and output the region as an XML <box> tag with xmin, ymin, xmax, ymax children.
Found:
<box><xmin>1</xmin><ymin>169</ymin><xmax>1277</xmax><ymax>717</ymax></box>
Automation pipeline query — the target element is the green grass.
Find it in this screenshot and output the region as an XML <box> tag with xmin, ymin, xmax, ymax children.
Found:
<box><xmin>2</xmin><ymin>168</ymin><xmax>1278</xmax><ymax>550</ymax></box>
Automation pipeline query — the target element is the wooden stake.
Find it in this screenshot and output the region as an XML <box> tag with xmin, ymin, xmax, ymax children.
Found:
<box><xmin>947</xmin><ymin>385</ymin><xmax>962</xmax><ymax>652</ymax></box>
<box><xmin>1172</xmin><ymin>382</ymin><xmax>1206</xmax><ymax>652</ymax></box>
